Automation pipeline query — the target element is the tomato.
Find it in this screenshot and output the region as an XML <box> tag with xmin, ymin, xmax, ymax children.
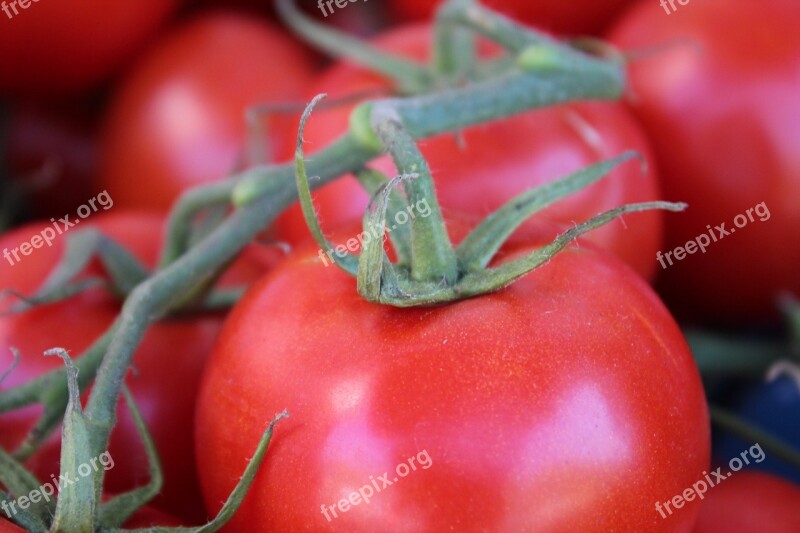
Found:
<box><xmin>715</xmin><ymin>374</ymin><xmax>800</xmax><ymax>485</ymax></box>
<box><xmin>196</xmin><ymin>219</ymin><xmax>709</xmax><ymax>532</ymax></box>
<box><xmin>609</xmin><ymin>0</ymin><xmax>800</xmax><ymax>325</ymax></box>
<box><xmin>0</xmin><ymin>520</ymin><xmax>24</xmax><ymax>533</ymax></box>
<box><xmin>98</xmin><ymin>12</ymin><xmax>316</xmax><ymax>212</ymax></box>
<box><xmin>274</xmin><ymin>24</ymin><xmax>664</xmax><ymax>280</ymax></box>
<box><xmin>0</xmin><ymin>212</ymin><xmax>275</xmax><ymax>522</ymax></box>
<box><xmin>693</xmin><ymin>471</ymin><xmax>800</xmax><ymax>533</ymax></box>
<box><xmin>0</xmin><ymin>0</ymin><xmax>180</xmax><ymax>97</ymax></box>
<box><xmin>5</xmin><ymin>104</ymin><xmax>98</xmax><ymax>219</ymax></box>
<box><xmin>388</xmin><ymin>0</ymin><xmax>637</xmax><ymax>35</ymax></box>
<box><xmin>124</xmin><ymin>505</ymin><xmax>183</xmax><ymax>527</ymax></box>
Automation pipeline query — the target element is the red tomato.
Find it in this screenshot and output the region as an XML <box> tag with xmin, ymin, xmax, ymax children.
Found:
<box><xmin>98</xmin><ymin>12</ymin><xmax>316</xmax><ymax>212</ymax></box>
<box><xmin>609</xmin><ymin>0</ymin><xmax>800</xmax><ymax>324</ymax></box>
<box><xmin>0</xmin><ymin>0</ymin><xmax>180</xmax><ymax>97</ymax></box>
<box><xmin>124</xmin><ymin>504</ymin><xmax>184</xmax><ymax>528</ymax></box>
<box><xmin>0</xmin><ymin>212</ymin><xmax>275</xmax><ymax>523</ymax></box>
<box><xmin>195</xmin><ymin>220</ymin><xmax>709</xmax><ymax>532</ymax></box>
<box><xmin>389</xmin><ymin>0</ymin><xmax>637</xmax><ymax>35</ymax></box>
<box><xmin>693</xmin><ymin>471</ymin><xmax>800</xmax><ymax>533</ymax></box>
<box><xmin>274</xmin><ymin>24</ymin><xmax>664</xmax><ymax>280</ymax></box>
<box><xmin>0</xmin><ymin>520</ymin><xmax>24</xmax><ymax>533</ymax></box>
<box><xmin>5</xmin><ymin>104</ymin><xmax>98</xmax><ymax>219</ymax></box>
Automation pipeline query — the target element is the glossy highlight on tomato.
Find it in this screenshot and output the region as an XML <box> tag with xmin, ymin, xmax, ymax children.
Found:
<box><xmin>196</xmin><ymin>221</ymin><xmax>710</xmax><ymax>532</ymax></box>
<box><xmin>98</xmin><ymin>12</ymin><xmax>316</xmax><ymax>212</ymax></box>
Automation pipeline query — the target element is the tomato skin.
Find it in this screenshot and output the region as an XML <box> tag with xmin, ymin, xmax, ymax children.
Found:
<box><xmin>274</xmin><ymin>24</ymin><xmax>664</xmax><ymax>280</ymax></box>
<box><xmin>389</xmin><ymin>0</ymin><xmax>636</xmax><ymax>35</ymax></box>
<box><xmin>98</xmin><ymin>12</ymin><xmax>316</xmax><ymax>212</ymax></box>
<box><xmin>609</xmin><ymin>0</ymin><xmax>800</xmax><ymax>324</ymax></box>
<box><xmin>0</xmin><ymin>520</ymin><xmax>24</xmax><ymax>533</ymax></box>
<box><xmin>123</xmin><ymin>505</ymin><xmax>184</xmax><ymax>527</ymax></box>
<box><xmin>0</xmin><ymin>0</ymin><xmax>180</xmax><ymax>97</ymax></box>
<box><xmin>196</xmin><ymin>223</ymin><xmax>709</xmax><ymax>532</ymax></box>
<box><xmin>693</xmin><ymin>471</ymin><xmax>800</xmax><ymax>533</ymax></box>
<box><xmin>0</xmin><ymin>212</ymin><xmax>274</xmax><ymax>523</ymax></box>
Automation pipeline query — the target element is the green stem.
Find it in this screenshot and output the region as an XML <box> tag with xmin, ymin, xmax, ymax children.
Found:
<box><xmin>434</xmin><ymin>0</ymin><xmax>478</xmax><ymax>80</ymax></box>
<box><xmin>370</xmin><ymin>108</ymin><xmax>458</xmax><ymax>283</ymax></box>
<box><xmin>159</xmin><ymin>181</ymin><xmax>237</xmax><ymax>267</ymax></box>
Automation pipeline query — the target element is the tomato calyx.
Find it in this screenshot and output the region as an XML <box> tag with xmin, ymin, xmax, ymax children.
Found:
<box><xmin>296</xmin><ymin>96</ymin><xmax>685</xmax><ymax>307</ymax></box>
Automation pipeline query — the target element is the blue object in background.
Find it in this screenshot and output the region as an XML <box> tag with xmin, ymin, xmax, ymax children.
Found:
<box><xmin>715</xmin><ymin>374</ymin><xmax>800</xmax><ymax>485</ymax></box>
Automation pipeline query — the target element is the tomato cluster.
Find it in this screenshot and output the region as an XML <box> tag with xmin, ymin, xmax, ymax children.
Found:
<box><xmin>1</xmin><ymin>0</ymin><xmax>799</xmax><ymax>531</ymax></box>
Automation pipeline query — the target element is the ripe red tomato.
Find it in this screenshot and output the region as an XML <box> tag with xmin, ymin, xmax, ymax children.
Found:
<box><xmin>0</xmin><ymin>212</ymin><xmax>275</xmax><ymax>522</ymax></box>
<box><xmin>274</xmin><ymin>24</ymin><xmax>664</xmax><ymax>280</ymax></box>
<box><xmin>0</xmin><ymin>520</ymin><xmax>24</xmax><ymax>533</ymax></box>
<box><xmin>124</xmin><ymin>504</ymin><xmax>183</xmax><ymax>528</ymax></box>
<box><xmin>0</xmin><ymin>0</ymin><xmax>180</xmax><ymax>97</ymax></box>
<box><xmin>98</xmin><ymin>12</ymin><xmax>316</xmax><ymax>212</ymax></box>
<box><xmin>693</xmin><ymin>471</ymin><xmax>800</xmax><ymax>533</ymax></box>
<box><xmin>388</xmin><ymin>0</ymin><xmax>636</xmax><ymax>35</ymax></box>
<box><xmin>609</xmin><ymin>0</ymin><xmax>800</xmax><ymax>324</ymax></box>
<box><xmin>5</xmin><ymin>104</ymin><xmax>98</xmax><ymax>219</ymax></box>
<box><xmin>196</xmin><ymin>221</ymin><xmax>709</xmax><ymax>532</ymax></box>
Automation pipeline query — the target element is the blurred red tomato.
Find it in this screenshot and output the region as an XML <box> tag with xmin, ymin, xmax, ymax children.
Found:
<box><xmin>0</xmin><ymin>520</ymin><xmax>24</xmax><ymax>533</ymax></box>
<box><xmin>274</xmin><ymin>24</ymin><xmax>664</xmax><ymax>280</ymax></box>
<box><xmin>124</xmin><ymin>504</ymin><xmax>184</xmax><ymax>527</ymax></box>
<box><xmin>0</xmin><ymin>0</ymin><xmax>181</xmax><ymax>97</ymax></box>
<box><xmin>98</xmin><ymin>12</ymin><xmax>316</xmax><ymax>212</ymax></box>
<box><xmin>610</xmin><ymin>0</ymin><xmax>800</xmax><ymax>324</ymax></box>
<box><xmin>5</xmin><ymin>105</ymin><xmax>97</xmax><ymax>218</ymax></box>
<box><xmin>389</xmin><ymin>0</ymin><xmax>636</xmax><ymax>35</ymax></box>
<box><xmin>693</xmin><ymin>471</ymin><xmax>800</xmax><ymax>533</ymax></box>
<box><xmin>0</xmin><ymin>212</ymin><xmax>276</xmax><ymax>522</ymax></box>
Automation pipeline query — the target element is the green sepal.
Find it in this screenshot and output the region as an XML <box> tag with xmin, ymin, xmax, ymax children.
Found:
<box><xmin>46</xmin><ymin>348</ymin><xmax>96</xmax><ymax>533</ymax></box>
<box><xmin>369</xmin><ymin>202</ymin><xmax>686</xmax><ymax>307</ymax></box>
<box><xmin>457</xmin><ymin>152</ymin><xmax>640</xmax><ymax>271</ymax></box>
<box><xmin>100</xmin><ymin>412</ymin><xmax>289</xmax><ymax>533</ymax></box>
<box><xmin>295</xmin><ymin>95</ymin><xmax>359</xmax><ymax>275</ymax></box>
<box><xmin>354</xmin><ymin>168</ymin><xmax>414</xmax><ymax>266</ymax></box>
